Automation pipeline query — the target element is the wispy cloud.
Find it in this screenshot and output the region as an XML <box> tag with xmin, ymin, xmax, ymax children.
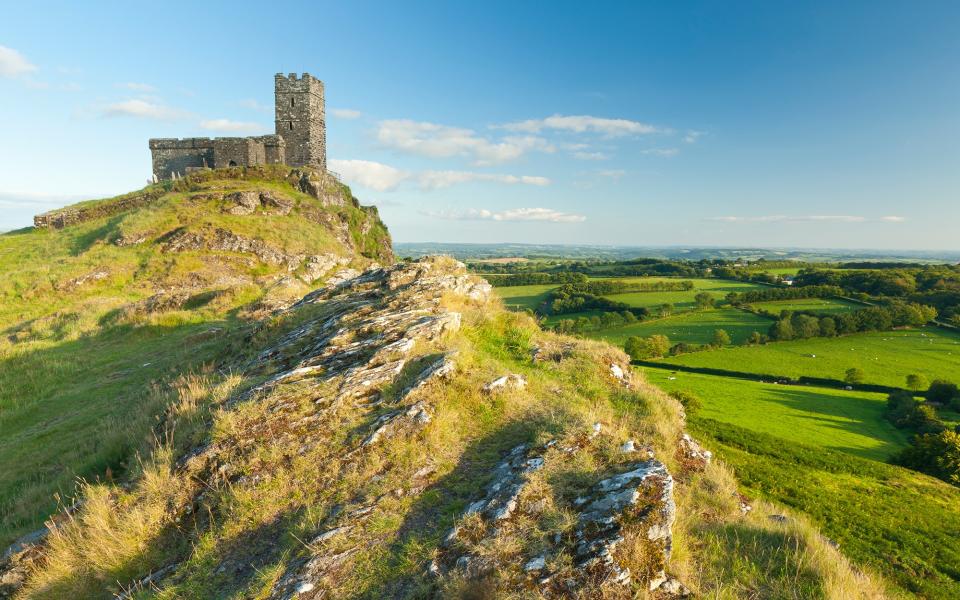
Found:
<box><xmin>199</xmin><ymin>118</ymin><xmax>267</xmax><ymax>133</ymax></box>
<box><xmin>881</xmin><ymin>215</ymin><xmax>906</xmax><ymax>222</ymax></box>
<box><xmin>0</xmin><ymin>190</ymin><xmax>97</xmax><ymax>208</ymax></box>
<box><xmin>597</xmin><ymin>169</ymin><xmax>626</xmax><ymax>179</ymax></box>
<box><xmin>117</xmin><ymin>82</ymin><xmax>156</xmax><ymax>92</ymax></box>
<box><xmin>239</xmin><ymin>98</ymin><xmax>270</xmax><ymax>112</ymax></box>
<box><xmin>496</xmin><ymin>114</ymin><xmax>659</xmax><ymax>137</ymax></box>
<box><xmin>683</xmin><ymin>130</ymin><xmax>706</xmax><ymax>144</ymax></box>
<box><xmin>376</xmin><ymin>119</ymin><xmax>554</xmax><ymax>165</ymax></box>
<box><xmin>707</xmin><ymin>215</ymin><xmax>905</xmax><ymax>223</ymax></box>
<box><xmin>331</xmin><ymin>108</ymin><xmax>362</xmax><ymax>119</ymax></box>
<box><xmin>329</xmin><ymin>158</ymin><xmax>551</xmax><ymax>192</ymax></box>
<box><xmin>425</xmin><ymin>207</ymin><xmax>586</xmax><ymax>223</ymax></box>
<box><xmin>573</xmin><ymin>151</ymin><xmax>609</xmax><ymax>161</ymax></box>
<box><xmin>329</xmin><ymin>159</ymin><xmax>410</xmax><ymax>192</ymax></box>
<box><xmin>642</xmin><ymin>148</ymin><xmax>679</xmax><ymax>157</ymax></box>
<box><xmin>0</xmin><ymin>45</ymin><xmax>36</xmax><ymax>78</ymax></box>
<box><xmin>102</xmin><ymin>99</ymin><xmax>187</xmax><ymax>120</ymax></box>
<box><xmin>418</xmin><ymin>171</ymin><xmax>549</xmax><ymax>190</ymax></box>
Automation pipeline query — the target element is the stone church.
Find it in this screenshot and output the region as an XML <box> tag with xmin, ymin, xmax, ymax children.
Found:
<box><xmin>149</xmin><ymin>73</ymin><xmax>326</xmax><ymax>180</ymax></box>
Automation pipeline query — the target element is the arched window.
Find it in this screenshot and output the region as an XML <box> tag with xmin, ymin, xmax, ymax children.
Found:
<box><xmin>228</xmin><ymin>160</ymin><xmax>237</xmax><ymax>167</ymax></box>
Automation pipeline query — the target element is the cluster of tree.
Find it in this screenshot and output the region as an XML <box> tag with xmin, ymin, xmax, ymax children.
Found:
<box><xmin>624</xmin><ymin>328</ymin><xmax>732</xmax><ymax>360</ymax></box>
<box><xmin>887</xmin><ymin>381</ymin><xmax>960</xmax><ymax>487</ymax></box>
<box><xmin>767</xmin><ymin>302</ymin><xmax>938</xmax><ymax>341</ymax></box>
<box><xmin>483</xmin><ymin>272</ymin><xmax>588</xmax><ymax>287</ymax></box>
<box><xmin>551</xmin><ymin>309</ymin><xmax>648</xmax><ymax>334</ymax></box>
<box><xmin>726</xmin><ymin>285</ymin><xmax>844</xmax><ymax>306</ymax></box>
<box><xmin>546</xmin><ymin>281</ymin><xmax>694</xmax><ymax>315</ymax></box>
<box><xmin>794</xmin><ymin>266</ymin><xmax>960</xmax><ymax>317</ymax></box>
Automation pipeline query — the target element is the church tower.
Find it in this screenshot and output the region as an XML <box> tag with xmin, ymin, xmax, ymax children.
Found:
<box><xmin>274</xmin><ymin>73</ymin><xmax>326</xmax><ymax>170</ymax></box>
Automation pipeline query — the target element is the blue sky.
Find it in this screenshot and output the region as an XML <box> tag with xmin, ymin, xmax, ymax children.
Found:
<box><xmin>1</xmin><ymin>1</ymin><xmax>958</xmax><ymax>249</ymax></box>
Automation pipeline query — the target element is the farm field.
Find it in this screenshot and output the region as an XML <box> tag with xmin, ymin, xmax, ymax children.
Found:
<box><xmin>690</xmin><ymin>415</ymin><xmax>960</xmax><ymax>599</ymax></box>
<box><xmin>583</xmin><ymin>307</ymin><xmax>771</xmax><ymax>346</ymax></box>
<box><xmin>495</xmin><ymin>276</ymin><xmax>768</xmax><ymax>316</ymax></box>
<box><xmin>496</xmin><ymin>283</ymin><xmax>556</xmax><ymax>312</ymax></box>
<box><xmin>658</xmin><ymin>327</ymin><xmax>960</xmax><ymax>388</ymax></box>
<box><xmin>750</xmin><ymin>297</ymin><xmax>862</xmax><ymax>315</ymax></box>
<box><xmin>643</xmin><ymin>368</ymin><xmax>908</xmax><ymax>460</ymax></box>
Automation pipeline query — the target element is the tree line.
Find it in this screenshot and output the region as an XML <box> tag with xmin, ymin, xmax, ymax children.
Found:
<box><xmin>766</xmin><ymin>302</ymin><xmax>938</xmax><ymax>342</ymax></box>
<box><xmin>886</xmin><ymin>380</ymin><xmax>960</xmax><ymax>487</ymax></box>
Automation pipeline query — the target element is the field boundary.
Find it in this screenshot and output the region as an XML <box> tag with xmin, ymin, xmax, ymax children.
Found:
<box><xmin>634</xmin><ymin>359</ymin><xmax>917</xmax><ymax>396</ymax></box>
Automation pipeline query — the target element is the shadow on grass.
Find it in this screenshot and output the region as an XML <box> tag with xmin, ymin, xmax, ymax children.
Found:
<box><xmin>756</xmin><ymin>387</ymin><xmax>907</xmax><ymax>460</ymax></box>
<box><xmin>69</xmin><ymin>215</ymin><xmax>125</xmax><ymax>256</ymax></box>
<box><xmin>697</xmin><ymin>521</ymin><xmax>826</xmax><ymax>599</ymax></box>
<box><xmin>0</xmin><ymin>313</ymin><xmax>252</xmax><ymax>549</ymax></box>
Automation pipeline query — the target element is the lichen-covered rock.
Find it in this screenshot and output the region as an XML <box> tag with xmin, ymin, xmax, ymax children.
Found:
<box><xmin>677</xmin><ymin>433</ymin><xmax>713</xmax><ymax>472</ymax></box>
<box><xmin>483</xmin><ymin>374</ymin><xmax>527</xmax><ymax>393</ymax></box>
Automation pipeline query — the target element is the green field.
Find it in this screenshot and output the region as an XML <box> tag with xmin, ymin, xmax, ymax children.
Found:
<box><xmin>640</xmin><ymin>364</ymin><xmax>960</xmax><ymax>598</ymax></box>
<box><xmin>643</xmin><ymin>368</ymin><xmax>908</xmax><ymax>460</ymax></box>
<box><xmin>658</xmin><ymin>327</ymin><xmax>960</xmax><ymax>388</ymax></box>
<box><xmin>496</xmin><ymin>276</ymin><xmax>767</xmax><ymax>317</ymax></box>
<box><xmin>584</xmin><ymin>307</ymin><xmax>772</xmax><ymax>346</ymax></box>
<box><xmin>750</xmin><ymin>297</ymin><xmax>862</xmax><ymax>315</ymax></box>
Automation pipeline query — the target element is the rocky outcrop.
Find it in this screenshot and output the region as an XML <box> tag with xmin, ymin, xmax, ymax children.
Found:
<box><xmin>224</xmin><ymin>190</ymin><xmax>294</xmax><ymax>216</ymax></box>
<box><xmin>161</xmin><ymin>227</ymin><xmax>304</xmax><ymax>270</ymax></box>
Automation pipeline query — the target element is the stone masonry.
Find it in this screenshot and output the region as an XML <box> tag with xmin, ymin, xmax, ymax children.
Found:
<box><xmin>149</xmin><ymin>73</ymin><xmax>326</xmax><ymax>180</ymax></box>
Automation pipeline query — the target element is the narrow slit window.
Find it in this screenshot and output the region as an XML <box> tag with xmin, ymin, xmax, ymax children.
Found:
<box><xmin>290</xmin><ymin>98</ymin><xmax>295</xmax><ymax>107</ymax></box>
<box><xmin>289</xmin><ymin>121</ymin><xmax>293</xmax><ymax>130</ymax></box>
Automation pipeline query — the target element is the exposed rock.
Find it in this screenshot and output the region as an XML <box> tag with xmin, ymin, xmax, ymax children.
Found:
<box><xmin>0</xmin><ymin>527</ymin><xmax>49</xmax><ymax>597</ymax></box>
<box><xmin>301</xmin><ymin>254</ymin><xmax>350</xmax><ymax>283</ymax></box>
<box><xmin>677</xmin><ymin>433</ymin><xmax>712</xmax><ymax>472</ymax></box>
<box><xmin>483</xmin><ymin>374</ymin><xmax>527</xmax><ymax>394</ymax></box>
<box><xmin>225</xmin><ymin>190</ymin><xmax>260</xmax><ymax>215</ymax></box>
<box><xmin>55</xmin><ymin>266</ymin><xmax>110</xmax><ymax>291</ymax></box>
<box><xmin>259</xmin><ymin>190</ymin><xmax>293</xmax><ymax>215</ymax></box>
<box><xmin>568</xmin><ymin>460</ymin><xmax>676</xmax><ymax>590</ymax></box>
<box><xmin>161</xmin><ymin>227</ymin><xmax>303</xmax><ymax>270</ymax></box>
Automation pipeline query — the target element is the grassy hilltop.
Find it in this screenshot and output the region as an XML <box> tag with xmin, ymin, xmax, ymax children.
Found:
<box><xmin>0</xmin><ymin>169</ymin><xmax>897</xmax><ymax>599</ymax></box>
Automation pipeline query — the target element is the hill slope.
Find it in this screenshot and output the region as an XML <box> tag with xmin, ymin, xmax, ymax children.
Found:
<box><xmin>1</xmin><ymin>171</ymin><xmax>888</xmax><ymax>598</ymax></box>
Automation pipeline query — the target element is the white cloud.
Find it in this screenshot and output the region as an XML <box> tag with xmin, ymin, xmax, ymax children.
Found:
<box><xmin>418</xmin><ymin>170</ymin><xmax>550</xmax><ymax>190</ymax></box>
<box><xmin>0</xmin><ymin>45</ymin><xmax>36</xmax><ymax>78</ymax></box>
<box><xmin>597</xmin><ymin>169</ymin><xmax>626</xmax><ymax>179</ymax></box>
<box><xmin>329</xmin><ymin>159</ymin><xmax>551</xmax><ymax>192</ymax></box>
<box><xmin>573</xmin><ymin>151</ymin><xmax>609</xmax><ymax>161</ymax></box>
<box><xmin>376</xmin><ymin>119</ymin><xmax>554</xmax><ymax>165</ymax></box>
<box><xmin>497</xmin><ymin>114</ymin><xmax>659</xmax><ymax>137</ymax></box>
<box><xmin>881</xmin><ymin>215</ymin><xmax>906</xmax><ymax>222</ymax></box>
<box><xmin>707</xmin><ymin>215</ymin><xmax>903</xmax><ymax>223</ymax></box>
<box><xmin>239</xmin><ymin>98</ymin><xmax>270</xmax><ymax>112</ymax></box>
<box><xmin>0</xmin><ymin>190</ymin><xmax>95</xmax><ymax>207</ymax></box>
<box><xmin>199</xmin><ymin>119</ymin><xmax>267</xmax><ymax>133</ymax></box>
<box><xmin>331</xmin><ymin>108</ymin><xmax>362</xmax><ymax>119</ymax></box>
<box><xmin>426</xmin><ymin>207</ymin><xmax>585</xmax><ymax>223</ymax></box>
<box><xmin>683</xmin><ymin>130</ymin><xmax>705</xmax><ymax>144</ymax></box>
<box><xmin>642</xmin><ymin>148</ymin><xmax>679</xmax><ymax>157</ymax></box>
<box><xmin>102</xmin><ymin>99</ymin><xmax>187</xmax><ymax>120</ymax></box>
<box><xmin>329</xmin><ymin>159</ymin><xmax>410</xmax><ymax>192</ymax></box>
<box><xmin>117</xmin><ymin>82</ymin><xmax>156</xmax><ymax>92</ymax></box>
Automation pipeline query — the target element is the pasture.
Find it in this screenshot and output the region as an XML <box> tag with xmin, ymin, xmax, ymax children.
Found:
<box><xmin>495</xmin><ymin>276</ymin><xmax>768</xmax><ymax>316</ymax></box>
<box><xmin>659</xmin><ymin>327</ymin><xmax>960</xmax><ymax>388</ymax></box>
<box><xmin>643</xmin><ymin>368</ymin><xmax>908</xmax><ymax>460</ymax></box>
<box><xmin>750</xmin><ymin>297</ymin><xmax>862</xmax><ymax>315</ymax></box>
<box><xmin>584</xmin><ymin>308</ymin><xmax>771</xmax><ymax>346</ymax></box>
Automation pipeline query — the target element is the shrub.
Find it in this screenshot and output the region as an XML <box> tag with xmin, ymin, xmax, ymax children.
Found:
<box><xmin>624</xmin><ymin>334</ymin><xmax>670</xmax><ymax>360</ymax></box>
<box><xmin>712</xmin><ymin>329</ymin><xmax>731</xmax><ymax>346</ymax></box>
<box><xmin>844</xmin><ymin>368</ymin><xmax>865</xmax><ymax>385</ymax></box>
<box><xmin>895</xmin><ymin>430</ymin><xmax>960</xmax><ymax>486</ymax></box>
<box><xmin>926</xmin><ymin>380</ymin><xmax>959</xmax><ymax>406</ymax></box>
<box><xmin>906</xmin><ymin>373</ymin><xmax>928</xmax><ymax>392</ymax></box>
<box><xmin>669</xmin><ymin>390</ymin><xmax>703</xmax><ymax>414</ymax></box>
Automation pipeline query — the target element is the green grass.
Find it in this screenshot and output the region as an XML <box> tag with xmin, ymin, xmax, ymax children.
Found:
<box><xmin>584</xmin><ymin>307</ymin><xmax>772</xmax><ymax>346</ymax></box>
<box><xmin>495</xmin><ymin>277</ymin><xmax>768</xmax><ymax>315</ymax></box>
<box><xmin>750</xmin><ymin>297</ymin><xmax>862</xmax><ymax>315</ymax></box>
<box><xmin>0</xmin><ymin>168</ymin><xmax>385</xmax><ymax>548</ymax></box>
<box><xmin>690</xmin><ymin>415</ymin><xmax>960</xmax><ymax>599</ymax></box>
<box><xmin>643</xmin><ymin>368</ymin><xmax>909</xmax><ymax>460</ymax></box>
<box><xmin>658</xmin><ymin>327</ymin><xmax>960</xmax><ymax>388</ymax></box>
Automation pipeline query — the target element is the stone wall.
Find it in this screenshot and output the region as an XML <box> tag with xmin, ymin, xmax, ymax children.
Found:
<box><xmin>275</xmin><ymin>73</ymin><xmax>326</xmax><ymax>170</ymax></box>
<box><xmin>212</xmin><ymin>138</ymin><xmax>266</xmax><ymax>169</ymax></box>
<box><xmin>257</xmin><ymin>135</ymin><xmax>286</xmax><ymax>165</ymax></box>
<box><xmin>149</xmin><ymin>138</ymin><xmax>215</xmax><ymax>180</ymax></box>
